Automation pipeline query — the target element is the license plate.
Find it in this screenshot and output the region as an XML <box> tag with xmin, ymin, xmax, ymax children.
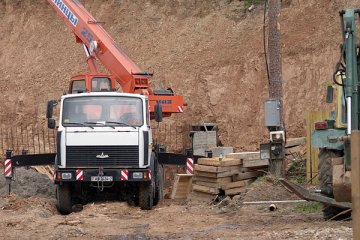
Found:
<box><xmin>91</xmin><ymin>176</ymin><xmax>113</xmax><ymax>182</ymax></box>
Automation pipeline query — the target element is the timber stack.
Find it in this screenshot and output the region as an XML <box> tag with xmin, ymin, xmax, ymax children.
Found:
<box><xmin>191</xmin><ymin>152</ymin><xmax>268</xmax><ymax>201</ymax></box>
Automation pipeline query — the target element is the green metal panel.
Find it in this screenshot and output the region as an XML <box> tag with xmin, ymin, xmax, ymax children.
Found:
<box><xmin>311</xmin><ymin>129</ymin><xmax>346</xmax><ymax>150</ymax></box>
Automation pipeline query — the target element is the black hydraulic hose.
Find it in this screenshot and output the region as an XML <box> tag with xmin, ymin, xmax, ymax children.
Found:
<box><xmin>333</xmin><ymin>64</ymin><xmax>345</xmax><ymax>86</ymax></box>
<box><xmin>339</xmin><ymin>10</ymin><xmax>345</xmax><ymax>41</ymax></box>
<box><xmin>333</xmin><ymin>41</ymin><xmax>347</xmax><ymax>87</ymax></box>
<box><xmin>333</xmin><ymin>13</ymin><xmax>347</xmax><ymax>87</ymax></box>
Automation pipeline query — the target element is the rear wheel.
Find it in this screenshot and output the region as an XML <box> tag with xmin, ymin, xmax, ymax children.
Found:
<box><xmin>139</xmin><ymin>183</ymin><xmax>154</xmax><ymax>210</ymax></box>
<box><xmin>153</xmin><ymin>164</ymin><xmax>164</xmax><ymax>206</ymax></box>
<box><xmin>318</xmin><ymin>149</ymin><xmax>348</xmax><ymax>220</ymax></box>
<box><xmin>56</xmin><ymin>184</ymin><xmax>72</xmax><ymax>215</ymax></box>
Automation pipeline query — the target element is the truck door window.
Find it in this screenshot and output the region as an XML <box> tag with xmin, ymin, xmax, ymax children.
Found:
<box><xmin>71</xmin><ymin>80</ymin><xmax>86</xmax><ymax>93</ymax></box>
<box><xmin>91</xmin><ymin>77</ymin><xmax>111</xmax><ymax>92</ymax></box>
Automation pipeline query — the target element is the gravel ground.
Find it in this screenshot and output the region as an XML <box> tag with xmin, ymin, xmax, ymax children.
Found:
<box><xmin>0</xmin><ymin>167</ymin><xmax>55</xmax><ymax>198</ymax></box>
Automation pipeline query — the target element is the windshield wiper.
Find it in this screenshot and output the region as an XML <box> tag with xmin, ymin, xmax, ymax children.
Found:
<box><xmin>106</xmin><ymin>121</ymin><xmax>136</xmax><ymax>129</ymax></box>
<box><xmin>84</xmin><ymin>121</ymin><xmax>115</xmax><ymax>129</ymax></box>
<box><xmin>65</xmin><ymin>122</ymin><xmax>94</xmax><ymax>129</ymax></box>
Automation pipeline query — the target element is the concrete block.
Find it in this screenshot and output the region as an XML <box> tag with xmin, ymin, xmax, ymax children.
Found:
<box><xmin>208</xmin><ymin>147</ymin><xmax>233</xmax><ymax>157</ymax></box>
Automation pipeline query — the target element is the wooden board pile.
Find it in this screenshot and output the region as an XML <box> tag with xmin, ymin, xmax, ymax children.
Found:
<box><xmin>191</xmin><ymin>152</ymin><xmax>268</xmax><ymax>201</ymax></box>
<box><xmin>32</xmin><ymin>166</ymin><xmax>54</xmax><ymax>180</ymax></box>
<box><xmin>170</xmin><ymin>174</ymin><xmax>193</xmax><ymax>199</ymax></box>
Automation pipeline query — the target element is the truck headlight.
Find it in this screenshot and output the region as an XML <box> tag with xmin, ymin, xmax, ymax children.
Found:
<box><xmin>61</xmin><ymin>172</ymin><xmax>72</xmax><ymax>180</ymax></box>
<box><xmin>132</xmin><ymin>172</ymin><xmax>143</xmax><ymax>179</ymax></box>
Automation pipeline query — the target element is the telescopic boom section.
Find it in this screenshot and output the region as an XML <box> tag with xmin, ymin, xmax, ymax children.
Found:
<box><xmin>47</xmin><ymin>0</ymin><xmax>184</xmax><ymax>116</ymax></box>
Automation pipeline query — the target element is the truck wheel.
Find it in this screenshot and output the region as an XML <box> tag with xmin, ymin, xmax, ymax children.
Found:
<box><xmin>318</xmin><ymin>149</ymin><xmax>348</xmax><ymax>220</ymax></box>
<box><xmin>153</xmin><ymin>164</ymin><xmax>164</xmax><ymax>206</ymax></box>
<box><xmin>56</xmin><ymin>184</ymin><xmax>72</xmax><ymax>215</ymax></box>
<box><xmin>139</xmin><ymin>183</ymin><xmax>154</xmax><ymax>210</ymax></box>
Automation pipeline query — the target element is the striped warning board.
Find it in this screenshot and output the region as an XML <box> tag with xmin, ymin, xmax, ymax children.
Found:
<box><xmin>4</xmin><ymin>159</ymin><xmax>12</xmax><ymax>178</ymax></box>
<box><xmin>76</xmin><ymin>169</ymin><xmax>84</xmax><ymax>181</ymax></box>
<box><xmin>121</xmin><ymin>170</ymin><xmax>129</xmax><ymax>181</ymax></box>
<box><xmin>178</xmin><ymin>106</ymin><xmax>184</xmax><ymax>113</ymax></box>
<box><xmin>186</xmin><ymin>158</ymin><xmax>194</xmax><ymax>175</ymax></box>
<box><xmin>149</xmin><ymin>169</ymin><xmax>152</xmax><ymax>180</ymax></box>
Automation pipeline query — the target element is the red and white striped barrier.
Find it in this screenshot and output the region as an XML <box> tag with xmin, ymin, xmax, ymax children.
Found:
<box><xmin>76</xmin><ymin>169</ymin><xmax>84</xmax><ymax>181</ymax></box>
<box><xmin>121</xmin><ymin>170</ymin><xmax>128</xmax><ymax>181</ymax></box>
<box><xmin>178</xmin><ymin>106</ymin><xmax>184</xmax><ymax>113</ymax></box>
<box><xmin>186</xmin><ymin>158</ymin><xmax>194</xmax><ymax>175</ymax></box>
<box><xmin>4</xmin><ymin>159</ymin><xmax>12</xmax><ymax>178</ymax></box>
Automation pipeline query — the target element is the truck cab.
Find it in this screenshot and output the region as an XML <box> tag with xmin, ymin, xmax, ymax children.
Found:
<box><xmin>69</xmin><ymin>73</ymin><xmax>116</xmax><ymax>93</ymax></box>
<box><xmin>47</xmin><ymin>92</ymin><xmax>163</xmax><ymax>214</ymax></box>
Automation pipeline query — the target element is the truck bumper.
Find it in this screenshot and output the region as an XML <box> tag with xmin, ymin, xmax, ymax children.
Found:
<box><xmin>54</xmin><ymin>168</ymin><xmax>152</xmax><ymax>184</ymax></box>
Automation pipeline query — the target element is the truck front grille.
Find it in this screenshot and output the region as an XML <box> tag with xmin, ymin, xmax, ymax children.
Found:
<box><xmin>66</xmin><ymin>146</ymin><xmax>139</xmax><ymax>167</ymax></box>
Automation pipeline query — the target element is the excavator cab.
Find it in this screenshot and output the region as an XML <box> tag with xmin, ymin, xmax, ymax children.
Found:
<box><xmin>69</xmin><ymin>73</ymin><xmax>116</xmax><ymax>93</ymax></box>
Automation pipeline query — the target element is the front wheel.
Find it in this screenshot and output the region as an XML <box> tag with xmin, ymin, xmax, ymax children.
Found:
<box><xmin>56</xmin><ymin>184</ymin><xmax>72</xmax><ymax>215</ymax></box>
<box><xmin>318</xmin><ymin>149</ymin><xmax>349</xmax><ymax>220</ymax></box>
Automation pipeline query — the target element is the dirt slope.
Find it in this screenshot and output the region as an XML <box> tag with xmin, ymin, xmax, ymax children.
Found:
<box><xmin>0</xmin><ymin>0</ymin><xmax>359</xmax><ymax>150</ymax></box>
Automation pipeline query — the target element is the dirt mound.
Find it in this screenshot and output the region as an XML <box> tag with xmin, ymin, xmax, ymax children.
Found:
<box><xmin>0</xmin><ymin>168</ymin><xmax>55</xmax><ymax>198</ymax></box>
<box><xmin>243</xmin><ymin>176</ymin><xmax>301</xmax><ymax>202</ymax></box>
<box><xmin>0</xmin><ymin>194</ymin><xmax>57</xmax><ymax>217</ymax></box>
<box><xmin>211</xmin><ymin>175</ymin><xmax>302</xmax><ymax>214</ymax></box>
<box><xmin>1</xmin><ymin>0</ymin><xmax>360</xmax><ymax>152</ymax></box>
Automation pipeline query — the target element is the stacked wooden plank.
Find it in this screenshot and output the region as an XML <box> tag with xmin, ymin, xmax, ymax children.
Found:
<box><xmin>191</xmin><ymin>152</ymin><xmax>268</xmax><ymax>201</ymax></box>
<box><xmin>31</xmin><ymin>166</ymin><xmax>54</xmax><ymax>180</ymax></box>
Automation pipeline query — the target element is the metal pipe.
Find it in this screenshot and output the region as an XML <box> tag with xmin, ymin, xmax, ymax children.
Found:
<box><xmin>83</xmin><ymin>44</ymin><xmax>98</xmax><ymax>73</ymax></box>
<box><xmin>83</xmin><ymin>44</ymin><xmax>90</xmax><ymax>57</ymax></box>
<box><xmin>347</xmin><ymin>97</ymin><xmax>351</xmax><ymax>134</ymax></box>
<box><xmin>269</xmin><ymin>203</ymin><xmax>277</xmax><ymax>211</ymax></box>
<box><xmin>242</xmin><ymin>200</ymin><xmax>307</xmax><ymax>205</ymax></box>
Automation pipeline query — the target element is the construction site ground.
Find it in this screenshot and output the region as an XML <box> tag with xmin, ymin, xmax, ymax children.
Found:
<box><xmin>0</xmin><ymin>168</ymin><xmax>352</xmax><ymax>240</ymax></box>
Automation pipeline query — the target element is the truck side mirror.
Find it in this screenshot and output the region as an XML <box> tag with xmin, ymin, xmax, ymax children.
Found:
<box><xmin>46</xmin><ymin>100</ymin><xmax>57</xmax><ymax>118</ymax></box>
<box><xmin>48</xmin><ymin>118</ymin><xmax>56</xmax><ymax>129</ymax></box>
<box><xmin>326</xmin><ymin>86</ymin><xmax>334</xmax><ymax>103</ymax></box>
<box><xmin>47</xmin><ymin>100</ymin><xmax>57</xmax><ymax>129</ymax></box>
<box><xmin>154</xmin><ymin>104</ymin><xmax>163</xmax><ymax>122</ymax></box>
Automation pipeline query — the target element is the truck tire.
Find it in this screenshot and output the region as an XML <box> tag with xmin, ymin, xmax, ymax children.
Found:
<box><xmin>153</xmin><ymin>164</ymin><xmax>164</xmax><ymax>206</ymax></box>
<box><xmin>318</xmin><ymin>148</ymin><xmax>348</xmax><ymax>220</ymax></box>
<box><xmin>139</xmin><ymin>183</ymin><xmax>154</xmax><ymax>210</ymax></box>
<box><xmin>56</xmin><ymin>184</ymin><xmax>72</xmax><ymax>215</ymax></box>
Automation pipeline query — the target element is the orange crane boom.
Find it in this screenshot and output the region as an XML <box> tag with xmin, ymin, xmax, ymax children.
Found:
<box><xmin>47</xmin><ymin>0</ymin><xmax>184</xmax><ymax>116</ymax></box>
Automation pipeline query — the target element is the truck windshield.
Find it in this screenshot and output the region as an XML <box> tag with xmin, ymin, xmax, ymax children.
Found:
<box><xmin>62</xmin><ymin>96</ymin><xmax>143</xmax><ymax>127</ymax></box>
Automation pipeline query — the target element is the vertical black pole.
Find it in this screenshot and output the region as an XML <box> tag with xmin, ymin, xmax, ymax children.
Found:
<box><xmin>268</xmin><ymin>0</ymin><xmax>285</xmax><ymax>176</ymax></box>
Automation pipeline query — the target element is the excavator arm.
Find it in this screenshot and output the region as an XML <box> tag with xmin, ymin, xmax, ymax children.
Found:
<box><xmin>47</xmin><ymin>0</ymin><xmax>184</xmax><ymax>116</ymax></box>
